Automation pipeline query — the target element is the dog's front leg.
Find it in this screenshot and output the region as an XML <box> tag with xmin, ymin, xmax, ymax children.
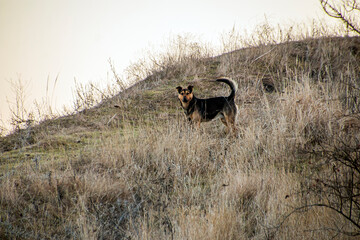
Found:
<box><xmin>187</xmin><ymin>118</ymin><xmax>201</xmax><ymax>130</ymax></box>
<box><xmin>196</xmin><ymin>120</ymin><xmax>201</xmax><ymax>129</ymax></box>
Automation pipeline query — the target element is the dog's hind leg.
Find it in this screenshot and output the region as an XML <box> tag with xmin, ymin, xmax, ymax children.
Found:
<box><xmin>223</xmin><ymin>112</ymin><xmax>238</xmax><ymax>135</ymax></box>
<box><xmin>220</xmin><ymin>116</ymin><xmax>231</xmax><ymax>134</ymax></box>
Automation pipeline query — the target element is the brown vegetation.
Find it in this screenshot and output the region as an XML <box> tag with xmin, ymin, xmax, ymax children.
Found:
<box><xmin>1</xmin><ymin>23</ymin><xmax>360</xmax><ymax>239</ymax></box>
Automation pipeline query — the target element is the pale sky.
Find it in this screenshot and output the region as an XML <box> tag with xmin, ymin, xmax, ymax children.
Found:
<box><xmin>0</xmin><ymin>0</ymin><xmax>326</xmax><ymax>131</ymax></box>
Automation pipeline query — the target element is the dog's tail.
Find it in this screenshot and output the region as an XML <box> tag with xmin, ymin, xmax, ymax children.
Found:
<box><xmin>216</xmin><ymin>78</ymin><xmax>238</xmax><ymax>100</ymax></box>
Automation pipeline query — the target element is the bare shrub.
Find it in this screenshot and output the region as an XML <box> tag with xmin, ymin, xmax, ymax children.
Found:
<box><xmin>299</xmin><ymin>136</ymin><xmax>360</xmax><ymax>237</ymax></box>
<box><xmin>320</xmin><ymin>0</ymin><xmax>360</xmax><ymax>35</ymax></box>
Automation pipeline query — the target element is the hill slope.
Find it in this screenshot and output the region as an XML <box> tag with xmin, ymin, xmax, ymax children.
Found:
<box><xmin>1</xmin><ymin>36</ymin><xmax>360</xmax><ymax>239</ymax></box>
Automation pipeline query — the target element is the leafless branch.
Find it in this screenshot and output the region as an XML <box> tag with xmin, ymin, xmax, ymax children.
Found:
<box><xmin>320</xmin><ymin>0</ymin><xmax>360</xmax><ymax>34</ymax></box>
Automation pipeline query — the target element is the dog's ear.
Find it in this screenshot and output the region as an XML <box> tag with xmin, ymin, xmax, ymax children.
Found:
<box><xmin>187</xmin><ymin>85</ymin><xmax>194</xmax><ymax>93</ymax></box>
<box><xmin>176</xmin><ymin>86</ymin><xmax>182</xmax><ymax>93</ymax></box>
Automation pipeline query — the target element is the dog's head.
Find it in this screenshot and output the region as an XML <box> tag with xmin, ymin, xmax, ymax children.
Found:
<box><xmin>176</xmin><ymin>85</ymin><xmax>194</xmax><ymax>108</ymax></box>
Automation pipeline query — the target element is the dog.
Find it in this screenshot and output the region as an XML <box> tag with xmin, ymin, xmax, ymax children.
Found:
<box><xmin>176</xmin><ymin>78</ymin><xmax>238</xmax><ymax>133</ymax></box>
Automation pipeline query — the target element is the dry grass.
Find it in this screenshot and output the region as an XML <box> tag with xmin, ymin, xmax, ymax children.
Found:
<box><xmin>0</xmin><ymin>22</ymin><xmax>360</xmax><ymax>239</ymax></box>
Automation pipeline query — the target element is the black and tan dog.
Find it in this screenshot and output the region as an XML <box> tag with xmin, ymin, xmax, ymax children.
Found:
<box><xmin>176</xmin><ymin>78</ymin><xmax>238</xmax><ymax>133</ymax></box>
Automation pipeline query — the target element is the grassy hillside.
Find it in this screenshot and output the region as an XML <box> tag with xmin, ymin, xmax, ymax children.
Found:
<box><xmin>1</xmin><ymin>34</ymin><xmax>360</xmax><ymax>239</ymax></box>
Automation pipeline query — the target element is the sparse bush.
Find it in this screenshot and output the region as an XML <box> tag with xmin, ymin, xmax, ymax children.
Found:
<box><xmin>299</xmin><ymin>136</ymin><xmax>360</xmax><ymax>237</ymax></box>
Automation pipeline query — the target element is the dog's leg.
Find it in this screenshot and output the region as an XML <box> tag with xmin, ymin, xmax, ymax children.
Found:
<box><xmin>220</xmin><ymin>117</ymin><xmax>231</xmax><ymax>134</ymax></box>
<box><xmin>223</xmin><ymin>113</ymin><xmax>238</xmax><ymax>136</ymax></box>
